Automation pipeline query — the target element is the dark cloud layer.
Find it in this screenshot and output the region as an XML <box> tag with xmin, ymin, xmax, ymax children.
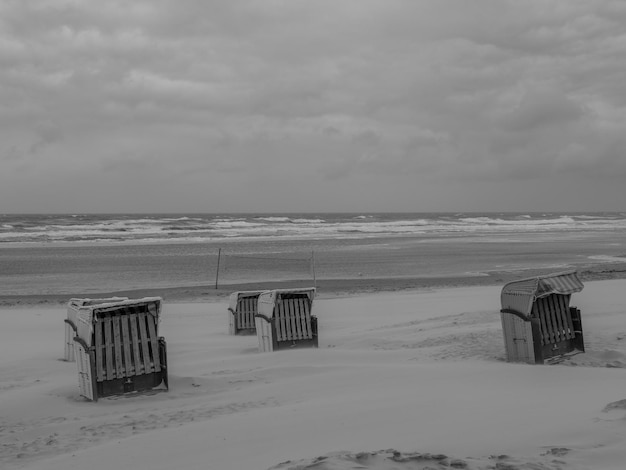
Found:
<box><xmin>1</xmin><ymin>0</ymin><xmax>625</xmax><ymax>212</ymax></box>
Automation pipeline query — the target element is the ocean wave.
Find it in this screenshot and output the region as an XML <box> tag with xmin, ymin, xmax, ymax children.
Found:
<box><xmin>1</xmin><ymin>212</ymin><xmax>626</xmax><ymax>245</ymax></box>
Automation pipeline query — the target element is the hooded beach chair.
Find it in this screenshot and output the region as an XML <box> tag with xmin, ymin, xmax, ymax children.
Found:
<box><xmin>255</xmin><ymin>288</ymin><xmax>317</xmax><ymax>352</ymax></box>
<box><xmin>73</xmin><ymin>297</ymin><xmax>168</xmax><ymax>401</ymax></box>
<box><xmin>228</xmin><ymin>290</ymin><xmax>264</xmax><ymax>334</ymax></box>
<box><xmin>500</xmin><ymin>270</ymin><xmax>585</xmax><ymax>364</ymax></box>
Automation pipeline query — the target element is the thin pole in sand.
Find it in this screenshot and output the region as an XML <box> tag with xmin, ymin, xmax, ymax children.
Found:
<box><xmin>311</xmin><ymin>250</ymin><xmax>317</xmax><ymax>288</ymax></box>
<box><xmin>215</xmin><ymin>248</ymin><xmax>221</xmax><ymax>289</ymax></box>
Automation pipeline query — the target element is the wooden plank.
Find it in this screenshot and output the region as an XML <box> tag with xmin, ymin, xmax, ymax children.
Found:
<box><xmin>290</xmin><ymin>299</ymin><xmax>299</xmax><ymax>340</ymax></box>
<box><xmin>112</xmin><ymin>314</ymin><xmax>124</xmax><ymax>378</ymax></box>
<box><xmin>291</xmin><ymin>299</ymin><xmax>302</xmax><ymax>340</ymax></box>
<box><xmin>558</xmin><ymin>296</ymin><xmax>570</xmax><ymax>339</ymax></box>
<box><xmin>297</xmin><ymin>298</ymin><xmax>308</xmax><ymax>339</ymax></box>
<box><xmin>94</xmin><ymin>319</ymin><xmax>105</xmax><ymax>382</ymax></box>
<box><xmin>303</xmin><ymin>299</ymin><xmax>312</xmax><ymax>339</ymax></box>
<box><xmin>546</xmin><ymin>295</ymin><xmax>563</xmax><ymax>343</ymax></box>
<box><xmin>535</xmin><ymin>302</ymin><xmax>550</xmax><ymax>345</ymax></box>
<box><xmin>276</xmin><ymin>301</ymin><xmax>286</xmax><ymax>341</ymax></box>
<box><xmin>286</xmin><ymin>299</ymin><xmax>297</xmax><ymax>340</ymax></box>
<box><xmin>549</xmin><ymin>299</ymin><xmax>561</xmax><ymax>342</ymax></box>
<box><xmin>558</xmin><ymin>296</ymin><xmax>575</xmax><ymax>339</ymax></box>
<box><xmin>273</xmin><ymin>302</ymin><xmax>281</xmax><ymax>340</ymax></box>
<box><xmin>548</xmin><ymin>296</ymin><xmax>565</xmax><ymax>342</ymax></box>
<box><xmin>147</xmin><ymin>313</ymin><xmax>161</xmax><ymax>373</ymax></box>
<box><xmin>541</xmin><ymin>298</ymin><xmax>557</xmax><ymax>343</ymax></box>
<box><xmin>297</xmin><ymin>299</ymin><xmax>307</xmax><ymax>339</ymax></box>
<box><xmin>129</xmin><ymin>313</ymin><xmax>143</xmax><ymax>375</ymax></box>
<box><xmin>285</xmin><ymin>299</ymin><xmax>296</xmax><ymax>340</ymax></box>
<box><xmin>137</xmin><ymin>312</ymin><xmax>152</xmax><ymax>373</ymax></box>
<box><xmin>103</xmin><ymin>316</ymin><xmax>114</xmax><ymax>380</ymax></box>
<box><xmin>276</xmin><ymin>299</ymin><xmax>289</xmax><ymax>341</ymax></box>
<box><xmin>120</xmin><ymin>313</ymin><xmax>134</xmax><ymax>376</ymax></box>
<box><xmin>302</xmin><ymin>299</ymin><xmax>313</xmax><ymax>339</ymax></box>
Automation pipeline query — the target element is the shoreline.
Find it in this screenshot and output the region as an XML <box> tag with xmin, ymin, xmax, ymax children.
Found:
<box><xmin>3</xmin><ymin>262</ymin><xmax>626</xmax><ymax>307</ymax></box>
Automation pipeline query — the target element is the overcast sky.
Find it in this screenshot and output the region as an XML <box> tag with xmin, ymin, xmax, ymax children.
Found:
<box><xmin>1</xmin><ymin>0</ymin><xmax>625</xmax><ymax>213</ymax></box>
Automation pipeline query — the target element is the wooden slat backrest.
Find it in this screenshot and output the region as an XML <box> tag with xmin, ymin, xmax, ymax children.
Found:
<box><xmin>534</xmin><ymin>294</ymin><xmax>575</xmax><ymax>346</ymax></box>
<box><xmin>274</xmin><ymin>296</ymin><xmax>313</xmax><ymax>342</ymax></box>
<box><xmin>93</xmin><ymin>304</ymin><xmax>163</xmax><ymax>381</ymax></box>
<box><xmin>237</xmin><ymin>297</ymin><xmax>257</xmax><ymax>329</ymax></box>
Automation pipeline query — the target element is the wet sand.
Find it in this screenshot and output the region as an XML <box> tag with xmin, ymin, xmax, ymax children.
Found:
<box><xmin>2</xmin><ymin>260</ymin><xmax>626</xmax><ymax>307</ymax></box>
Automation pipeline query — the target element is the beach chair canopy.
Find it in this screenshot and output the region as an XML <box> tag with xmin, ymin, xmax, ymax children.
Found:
<box><xmin>228</xmin><ymin>290</ymin><xmax>265</xmax><ymax>312</ymax></box>
<box><xmin>74</xmin><ymin>297</ymin><xmax>162</xmax><ymax>347</ymax></box>
<box><xmin>500</xmin><ymin>270</ymin><xmax>583</xmax><ymax>317</ymax></box>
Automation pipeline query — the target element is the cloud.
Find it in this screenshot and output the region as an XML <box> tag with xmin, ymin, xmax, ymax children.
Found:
<box><xmin>1</xmin><ymin>0</ymin><xmax>625</xmax><ymax>212</ymax></box>
<box><xmin>500</xmin><ymin>89</ymin><xmax>585</xmax><ymax>132</ymax></box>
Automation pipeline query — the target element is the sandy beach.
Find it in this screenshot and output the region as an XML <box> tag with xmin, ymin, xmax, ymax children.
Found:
<box><xmin>2</xmin><ymin>275</ymin><xmax>626</xmax><ymax>470</ymax></box>
<box><xmin>4</xmin><ymin>0</ymin><xmax>626</xmax><ymax>466</ymax></box>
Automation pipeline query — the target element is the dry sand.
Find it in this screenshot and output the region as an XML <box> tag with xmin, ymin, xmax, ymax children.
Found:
<box><xmin>1</xmin><ymin>278</ymin><xmax>626</xmax><ymax>470</ymax></box>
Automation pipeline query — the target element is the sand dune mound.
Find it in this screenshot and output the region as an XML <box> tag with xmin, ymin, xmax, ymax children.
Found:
<box><xmin>268</xmin><ymin>449</ymin><xmax>576</xmax><ymax>470</ymax></box>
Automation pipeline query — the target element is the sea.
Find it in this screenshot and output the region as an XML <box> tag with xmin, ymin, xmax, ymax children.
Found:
<box><xmin>1</xmin><ymin>212</ymin><xmax>625</xmax><ymax>296</ymax></box>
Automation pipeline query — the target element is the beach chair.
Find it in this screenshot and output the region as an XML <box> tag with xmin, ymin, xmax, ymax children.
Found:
<box><xmin>228</xmin><ymin>290</ymin><xmax>264</xmax><ymax>335</ymax></box>
<box><xmin>500</xmin><ymin>271</ymin><xmax>585</xmax><ymax>364</ymax></box>
<box><xmin>72</xmin><ymin>297</ymin><xmax>168</xmax><ymax>401</ymax></box>
<box><xmin>65</xmin><ymin>297</ymin><xmax>129</xmax><ymax>362</ymax></box>
<box><xmin>255</xmin><ymin>288</ymin><xmax>317</xmax><ymax>352</ymax></box>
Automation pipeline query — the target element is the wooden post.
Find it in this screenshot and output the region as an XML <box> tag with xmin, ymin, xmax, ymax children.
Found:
<box><xmin>215</xmin><ymin>248</ymin><xmax>221</xmax><ymax>289</ymax></box>
<box><xmin>311</xmin><ymin>250</ymin><xmax>317</xmax><ymax>288</ymax></box>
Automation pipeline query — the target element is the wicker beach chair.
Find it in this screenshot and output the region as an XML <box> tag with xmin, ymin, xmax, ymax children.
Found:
<box><xmin>73</xmin><ymin>297</ymin><xmax>168</xmax><ymax>401</ymax></box>
<box><xmin>228</xmin><ymin>290</ymin><xmax>264</xmax><ymax>335</ymax></box>
<box><xmin>500</xmin><ymin>271</ymin><xmax>584</xmax><ymax>364</ymax></box>
<box><xmin>255</xmin><ymin>288</ymin><xmax>318</xmax><ymax>352</ymax></box>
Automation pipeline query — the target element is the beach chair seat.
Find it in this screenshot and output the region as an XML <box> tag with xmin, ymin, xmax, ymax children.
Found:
<box><xmin>254</xmin><ymin>288</ymin><xmax>318</xmax><ymax>352</ymax></box>
<box><xmin>73</xmin><ymin>297</ymin><xmax>168</xmax><ymax>401</ymax></box>
<box><xmin>228</xmin><ymin>291</ymin><xmax>264</xmax><ymax>334</ymax></box>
